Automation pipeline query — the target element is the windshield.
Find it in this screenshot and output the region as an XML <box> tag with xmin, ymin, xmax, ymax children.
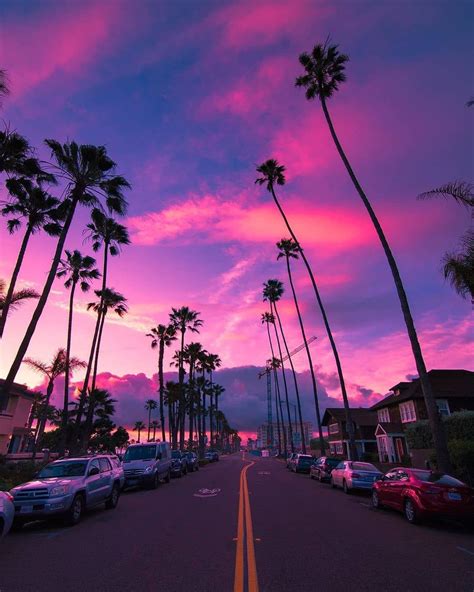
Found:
<box><xmin>38</xmin><ymin>461</ymin><xmax>87</xmax><ymax>478</ymax></box>
<box><xmin>124</xmin><ymin>446</ymin><xmax>157</xmax><ymax>461</ymax></box>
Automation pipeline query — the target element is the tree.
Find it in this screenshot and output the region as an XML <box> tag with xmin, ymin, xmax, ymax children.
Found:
<box><xmin>147</xmin><ymin>324</ymin><xmax>177</xmax><ymax>442</ymax></box>
<box><xmin>145</xmin><ymin>399</ymin><xmax>158</xmax><ymax>442</ymax></box>
<box><xmin>212</xmin><ymin>384</ymin><xmax>225</xmax><ymax>449</ymax></box>
<box><xmin>0</xmin><ymin>179</ymin><xmax>61</xmax><ymax>337</ymax></box>
<box><xmin>204</xmin><ymin>353</ymin><xmax>222</xmax><ymax>446</ymax></box>
<box><xmin>0</xmin><ymin>69</ymin><xmax>9</xmax><ymax>105</ymax></box>
<box><xmin>151</xmin><ymin>420</ymin><xmax>160</xmax><ymax>442</ymax></box>
<box><xmin>56</xmin><ymin>250</ymin><xmax>100</xmax><ymax>453</ymax></box>
<box><xmin>183</xmin><ymin>342</ymin><xmax>206</xmax><ymax>448</ymax></box>
<box><xmin>263</xmin><ymin>280</ymin><xmax>295</xmax><ymax>453</ymax></box>
<box><xmin>276</xmin><ymin>240</ymin><xmax>328</xmax><ymax>454</ymax></box>
<box><xmin>169</xmin><ymin>307</ymin><xmax>203</xmax><ymax>449</ymax></box>
<box><xmin>296</xmin><ymin>41</ymin><xmax>451</xmax><ymax>470</ymax></box>
<box><xmin>0</xmin><ymin>140</ymin><xmax>130</xmax><ymax>410</ymax></box>
<box><xmin>256</xmin><ymin>160</ymin><xmax>356</xmax><ymax>459</ymax></box>
<box><xmin>0</xmin><ymin>278</ymin><xmax>39</xmax><ymax>314</ymax></box>
<box><xmin>164</xmin><ymin>381</ymin><xmax>180</xmax><ymax>448</ymax></box>
<box><xmin>111</xmin><ymin>426</ymin><xmax>129</xmax><ymax>451</ymax></box>
<box><xmin>23</xmin><ymin>349</ymin><xmax>85</xmax><ymax>451</ymax></box>
<box><xmin>134</xmin><ymin>421</ymin><xmax>145</xmax><ymax>443</ymax></box>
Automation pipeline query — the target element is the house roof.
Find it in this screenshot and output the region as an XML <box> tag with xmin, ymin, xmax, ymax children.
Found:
<box><xmin>0</xmin><ymin>379</ymin><xmax>36</xmax><ymax>400</ymax></box>
<box><xmin>375</xmin><ymin>422</ymin><xmax>405</xmax><ymax>436</ymax></box>
<box><xmin>322</xmin><ymin>407</ymin><xmax>378</xmax><ymax>427</ymax></box>
<box><xmin>370</xmin><ymin>369</ymin><xmax>474</xmax><ymax>411</ymax></box>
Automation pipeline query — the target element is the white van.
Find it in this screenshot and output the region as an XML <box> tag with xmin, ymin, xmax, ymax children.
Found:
<box><xmin>122</xmin><ymin>442</ymin><xmax>172</xmax><ymax>489</ymax></box>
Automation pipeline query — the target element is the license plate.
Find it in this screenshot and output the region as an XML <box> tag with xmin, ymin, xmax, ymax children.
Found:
<box><xmin>448</xmin><ymin>492</ymin><xmax>461</xmax><ymax>501</ymax></box>
<box><xmin>20</xmin><ymin>505</ymin><xmax>33</xmax><ymax>513</ymax></box>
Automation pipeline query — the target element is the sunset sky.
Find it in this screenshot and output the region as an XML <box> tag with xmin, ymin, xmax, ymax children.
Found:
<box><xmin>1</xmin><ymin>0</ymin><xmax>472</xmax><ymax>439</ymax></box>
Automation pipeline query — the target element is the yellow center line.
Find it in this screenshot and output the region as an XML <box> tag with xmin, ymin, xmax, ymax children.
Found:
<box><xmin>234</xmin><ymin>460</ymin><xmax>259</xmax><ymax>592</ymax></box>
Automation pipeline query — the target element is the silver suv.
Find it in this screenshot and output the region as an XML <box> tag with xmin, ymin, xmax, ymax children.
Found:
<box><xmin>10</xmin><ymin>455</ymin><xmax>121</xmax><ymax>527</ymax></box>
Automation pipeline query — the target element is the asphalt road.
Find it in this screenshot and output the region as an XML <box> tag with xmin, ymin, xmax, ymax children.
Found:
<box><xmin>0</xmin><ymin>454</ymin><xmax>473</xmax><ymax>592</ymax></box>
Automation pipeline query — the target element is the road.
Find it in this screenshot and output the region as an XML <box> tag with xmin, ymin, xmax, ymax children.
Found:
<box><xmin>0</xmin><ymin>454</ymin><xmax>473</xmax><ymax>591</ymax></box>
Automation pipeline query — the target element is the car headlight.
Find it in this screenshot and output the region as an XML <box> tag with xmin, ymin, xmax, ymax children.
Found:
<box><xmin>50</xmin><ymin>485</ymin><xmax>68</xmax><ymax>496</ymax></box>
<box><xmin>144</xmin><ymin>466</ymin><xmax>153</xmax><ymax>473</ymax></box>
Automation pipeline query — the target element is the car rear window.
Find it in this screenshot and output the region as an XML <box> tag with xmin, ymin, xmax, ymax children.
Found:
<box><xmin>351</xmin><ymin>462</ymin><xmax>378</xmax><ymax>471</ymax></box>
<box><xmin>326</xmin><ymin>458</ymin><xmax>342</xmax><ymax>467</ymax></box>
<box><xmin>412</xmin><ymin>471</ymin><xmax>465</xmax><ymax>486</ymax></box>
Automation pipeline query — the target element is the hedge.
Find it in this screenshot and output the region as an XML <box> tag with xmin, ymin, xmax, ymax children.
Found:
<box><xmin>405</xmin><ymin>411</ymin><xmax>474</xmax><ymax>449</ymax></box>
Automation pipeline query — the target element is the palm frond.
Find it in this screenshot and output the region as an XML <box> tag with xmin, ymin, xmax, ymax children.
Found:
<box><xmin>418</xmin><ymin>181</ymin><xmax>474</xmax><ymax>207</ymax></box>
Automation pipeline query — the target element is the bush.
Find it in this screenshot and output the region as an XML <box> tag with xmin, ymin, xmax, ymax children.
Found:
<box><xmin>406</xmin><ymin>412</ymin><xmax>474</xmax><ymax>451</ymax></box>
<box><xmin>448</xmin><ymin>439</ymin><xmax>474</xmax><ymax>485</ymax></box>
<box><xmin>405</xmin><ymin>421</ymin><xmax>433</xmax><ymax>449</ymax></box>
<box><xmin>361</xmin><ymin>452</ymin><xmax>379</xmax><ymax>463</ymax></box>
<box><xmin>198</xmin><ymin>459</ymin><xmax>210</xmax><ymax>467</ymax></box>
<box><xmin>0</xmin><ymin>460</ymin><xmax>41</xmax><ymax>491</ymax></box>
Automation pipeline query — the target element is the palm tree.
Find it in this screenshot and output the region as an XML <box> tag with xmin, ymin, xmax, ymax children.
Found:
<box><xmin>0</xmin><ymin>178</ymin><xmax>62</xmax><ymax>338</ymax></box>
<box><xmin>0</xmin><ymin>69</ymin><xmax>9</xmax><ymax>105</ymax></box>
<box><xmin>204</xmin><ymin>353</ymin><xmax>222</xmax><ymax>446</ymax></box>
<box><xmin>145</xmin><ymin>399</ymin><xmax>158</xmax><ymax>442</ymax></box>
<box><xmin>418</xmin><ymin>181</ymin><xmax>474</xmax><ymax>207</ymax></box>
<box><xmin>183</xmin><ymin>342</ymin><xmax>205</xmax><ymax>447</ymax></box>
<box><xmin>23</xmin><ymin>349</ymin><xmax>85</xmax><ymax>450</ymax></box>
<box><xmin>134</xmin><ymin>421</ymin><xmax>145</xmax><ymax>443</ymax></box>
<box><xmin>276</xmin><ymin>240</ymin><xmax>328</xmax><ymax>454</ymax></box>
<box><xmin>0</xmin><ymin>128</ymin><xmax>47</xmax><ymax>178</ymax></box>
<box><xmin>147</xmin><ymin>324</ymin><xmax>177</xmax><ymax>442</ymax></box>
<box><xmin>164</xmin><ymin>381</ymin><xmax>180</xmax><ymax>448</ymax></box>
<box><xmin>256</xmin><ymin>161</ymin><xmax>356</xmax><ymax>458</ymax></box>
<box><xmin>0</xmin><ymin>278</ymin><xmax>39</xmax><ymax>314</ymax></box>
<box><xmin>295</xmin><ymin>41</ymin><xmax>451</xmax><ymax>471</ymax></box>
<box><xmin>212</xmin><ymin>384</ymin><xmax>225</xmax><ymax>449</ymax></box>
<box><xmin>151</xmin><ymin>420</ymin><xmax>160</xmax><ymax>442</ymax></box>
<box><xmin>56</xmin><ymin>250</ymin><xmax>100</xmax><ymax>453</ymax></box>
<box><xmin>169</xmin><ymin>307</ymin><xmax>203</xmax><ymax>449</ymax></box>
<box><xmin>263</xmin><ymin>280</ymin><xmax>294</xmax><ymax>453</ymax></box>
<box><xmin>0</xmin><ymin>140</ymin><xmax>130</xmax><ymax>410</ymax></box>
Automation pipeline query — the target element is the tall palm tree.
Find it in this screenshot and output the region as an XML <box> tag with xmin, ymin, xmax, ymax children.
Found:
<box><xmin>0</xmin><ymin>179</ymin><xmax>61</xmax><ymax>337</ymax></box>
<box><xmin>205</xmin><ymin>353</ymin><xmax>222</xmax><ymax>446</ymax></box>
<box><xmin>164</xmin><ymin>380</ymin><xmax>180</xmax><ymax>448</ymax></box>
<box><xmin>151</xmin><ymin>420</ymin><xmax>160</xmax><ymax>442</ymax></box>
<box><xmin>263</xmin><ymin>280</ymin><xmax>295</xmax><ymax>453</ymax></box>
<box><xmin>295</xmin><ymin>41</ymin><xmax>451</xmax><ymax>471</ymax></box>
<box><xmin>0</xmin><ymin>69</ymin><xmax>9</xmax><ymax>105</ymax></box>
<box><xmin>169</xmin><ymin>307</ymin><xmax>203</xmax><ymax>449</ymax></box>
<box><xmin>134</xmin><ymin>421</ymin><xmax>145</xmax><ymax>443</ymax></box>
<box><xmin>56</xmin><ymin>250</ymin><xmax>100</xmax><ymax>453</ymax></box>
<box><xmin>183</xmin><ymin>342</ymin><xmax>205</xmax><ymax>447</ymax></box>
<box><xmin>212</xmin><ymin>384</ymin><xmax>225</xmax><ymax>449</ymax></box>
<box><xmin>0</xmin><ymin>140</ymin><xmax>130</xmax><ymax>410</ymax></box>
<box><xmin>23</xmin><ymin>349</ymin><xmax>85</xmax><ymax>450</ymax></box>
<box><xmin>256</xmin><ymin>161</ymin><xmax>356</xmax><ymax>458</ymax></box>
<box><xmin>276</xmin><ymin>240</ymin><xmax>327</xmax><ymax>454</ymax></box>
<box><xmin>0</xmin><ymin>128</ymin><xmax>47</xmax><ymax>178</ymax></box>
<box><xmin>145</xmin><ymin>399</ymin><xmax>158</xmax><ymax>442</ymax></box>
<box><xmin>0</xmin><ymin>278</ymin><xmax>39</xmax><ymax>314</ymax></box>
<box><xmin>147</xmin><ymin>324</ymin><xmax>177</xmax><ymax>442</ymax></box>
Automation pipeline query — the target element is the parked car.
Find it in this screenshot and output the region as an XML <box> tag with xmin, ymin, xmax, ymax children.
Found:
<box><xmin>286</xmin><ymin>452</ymin><xmax>298</xmax><ymax>469</ymax></box>
<box><xmin>372</xmin><ymin>468</ymin><xmax>474</xmax><ymax>524</ymax></box>
<box><xmin>123</xmin><ymin>442</ymin><xmax>172</xmax><ymax>489</ymax></box>
<box><xmin>0</xmin><ymin>491</ymin><xmax>14</xmax><ymax>537</ymax></box>
<box><xmin>170</xmin><ymin>450</ymin><xmax>188</xmax><ymax>477</ymax></box>
<box><xmin>10</xmin><ymin>456</ymin><xmax>122</xmax><ymax>527</ymax></box>
<box><xmin>290</xmin><ymin>454</ymin><xmax>314</xmax><ymax>474</ymax></box>
<box><xmin>310</xmin><ymin>456</ymin><xmax>344</xmax><ymax>482</ymax></box>
<box><xmin>108</xmin><ymin>454</ymin><xmax>125</xmax><ymax>489</ymax></box>
<box><xmin>183</xmin><ymin>452</ymin><xmax>199</xmax><ymax>472</ymax></box>
<box><xmin>331</xmin><ymin>461</ymin><xmax>383</xmax><ymax>493</ymax></box>
<box><xmin>205</xmin><ymin>450</ymin><xmax>219</xmax><ymax>462</ymax></box>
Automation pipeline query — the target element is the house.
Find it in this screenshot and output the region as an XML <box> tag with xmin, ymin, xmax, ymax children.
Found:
<box><xmin>371</xmin><ymin>369</ymin><xmax>474</xmax><ymax>463</ymax></box>
<box><xmin>321</xmin><ymin>408</ymin><xmax>378</xmax><ymax>459</ymax></box>
<box><xmin>0</xmin><ymin>379</ymin><xmax>35</xmax><ymax>455</ymax></box>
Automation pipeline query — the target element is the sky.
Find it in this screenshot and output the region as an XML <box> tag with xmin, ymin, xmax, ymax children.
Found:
<box><xmin>0</xmin><ymin>0</ymin><xmax>473</xmax><ymax>440</ymax></box>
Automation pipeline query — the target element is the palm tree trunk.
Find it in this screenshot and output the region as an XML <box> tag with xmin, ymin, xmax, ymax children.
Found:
<box><xmin>265</xmin><ymin>320</ymin><xmax>286</xmax><ymax>455</ymax></box>
<box><xmin>158</xmin><ymin>341</ymin><xmax>166</xmax><ymax>442</ymax></box>
<box><xmin>35</xmin><ymin>376</ymin><xmax>54</xmax><ymax>450</ymax></box>
<box><xmin>270</xmin><ymin>302</ymin><xmax>294</xmax><ymax>453</ymax></box>
<box><xmin>0</xmin><ymin>195</ymin><xmax>80</xmax><ymax>410</ymax></box>
<box><xmin>59</xmin><ymin>279</ymin><xmax>77</xmax><ymax>455</ymax></box>
<box><xmin>148</xmin><ymin>408</ymin><xmax>152</xmax><ymax>442</ymax></box>
<box><xmin>273</xmin><ymin>369</ymin><xmax>283</xmax><ymax>455</ymax></box>
<box><xmin>188</xmin><ymin>363</ymin><xmax>194</xmax><ymax>448</ymax></box>
<box><xmin>285</xmin><ymin>255</ymin><xmax>326</xmax><ymax>455</ymax></box>
<box><xmin>0</xmin><ymin>224</ymin><xmax>33</xmax><ymax>338</ymax></box>
<box><xmin>178</xmin><ymin>330</ymin><xmax>185</xmax><ymax>449</ymax></box>
<box><xmin>320</xmin><ymin>96</ymin><xmax>450</xmax><ymax>471</ymax></box>
<box><xmin>273</xmin><ymin>302</ymin><xmax>307</xmax><ymax>453</ymax></box>
<box><xmin>137</xmin><ymin>428</ymin><xmax>141</xmax><ymax>443</ymax></box>
<box><xmin>270</xmin><ymin>183</ymin><xmax>353</xmax><ymax>457</ymax></box>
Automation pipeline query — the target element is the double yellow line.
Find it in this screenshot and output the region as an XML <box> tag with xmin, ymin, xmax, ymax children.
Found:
<box><xmin>234</xmin><ymin>460</ymin><xmax>259</xmax><ymax>592</ymax></box>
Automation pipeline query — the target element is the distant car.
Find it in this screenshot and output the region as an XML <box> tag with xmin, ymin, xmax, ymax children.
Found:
<box><xmin>331</xmin><ymin>461</ymin><xmax>383</xmax><ymax>493</ymax></box>
<box><xmin>286</xmin><ymin>453</ymin><xmax>298</xmax><ymax>469</ymax></box>
<box><xmin>205</xmin><ymin>450</ymin><xmax>219</xmax><ymax>462</ymax></box>
<box><xmin>170</xmin><ymin>450</ymin><xmax>188</xmax><ymax>477</ymax></box>
<box><xmin>0</xmin><ymin>491</ymin><xmax>14</xmax><ymax>537</ymax></box>
<box><xmin>123</xmin><ymin>442</ymin><xmax>172</xmax><ymax>489</ymax></box>
<box><xmin>372</xmin><ymin>467</ymin><xmax>474</xmax><ymax>524</ymax></box>
<box><xmin>183</xmin><ymin>452</ymin><xmax>199</xmax><ymax>472</ymax></box>
<box><xmin>290</xmin><ymin>454</ymin><xmax>314</xmax><ymax>474</ymax></box>
<box><xmin>10</xmin><ymin>456</ymin><xmax>122</xmax><ymax>527</ymax></box>
<box><xmin>310</xmin><ymin>456</ymin><xmax>344</xmax><ymax>482</ymax></box>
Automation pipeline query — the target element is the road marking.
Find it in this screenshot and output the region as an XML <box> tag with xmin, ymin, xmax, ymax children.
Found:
<box><xmin>194</xmin><ymin>488</ymin><xmax>221</xmax><ymax>498</ymax></box>
<box><xmin>234</xmin><ymin>461</ymin><xmax>259</xmax><ymax>592</ymax></box>
<box><xmin>457</xmin><ymin>546</ymin><xmax>474</xmax><ymax>556</ymax></box>
<box><xmin>258</xmin><ymin>471</ymin><xmax>271</xmax><ymax>475</ymax></box>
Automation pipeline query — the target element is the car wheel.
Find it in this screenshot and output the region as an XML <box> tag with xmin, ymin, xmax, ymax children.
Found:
<box><xmin>331</xmin><ymin>477</ymin><xmax>336</xmax><ymax>489</ymax></box>
<box><xmin>65</xmin><ymin>494</ymin><xmax>84</xmax><ymax>526</ymax></box>
<box><xmin>343</xmin><ymin>480</ymin><xmax>351</xmax><ymax>495</ymax></box>
<box><xmin>318</xmin><ymin>472</ymin><xmax>323</xmax><ymax>483</ymax></box>
<box><xmin>404</xmin><ymin>499</ymin><xmax>419</xmax><ymax>524</ymax></box>
<box><xmin>11</xmin><ymin>519</ymin><xmax>25</xmax><ymax>532</ymax></box>
<box><xmin>150</xmin><ymin>473</ymin><xmax>160</xmax><ymax>490</ymax></box>
<box><xmin>372</xmin><ymin>490</ymin><xmax>382</xmax><ymax>509</ymax></box>
<box><xmin>106</xmin><ymin>484</ymin><xmax>120</xmax><ymax>509</ymax></box>
<box><xmin>165</xmin><ymin>469</ymin><xmax>171</xmax><ymax>483</ymax></box>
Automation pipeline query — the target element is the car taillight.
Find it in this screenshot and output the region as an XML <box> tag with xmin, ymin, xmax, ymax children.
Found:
<box><xmin>5</xmin><ymin>492</ymin><xmax>14</xmax><ymax>502</ymax></box>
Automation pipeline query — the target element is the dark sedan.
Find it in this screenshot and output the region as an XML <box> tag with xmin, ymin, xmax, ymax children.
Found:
<box><xmin>170</xmin><ymin>450</ymin><xmax>188</xmax><ymax>477</ymax></box>
<box><xmin>183</xmin><ymin>452</ymin><xmax>199</xmax><ymax>472</ymax></box>
<box><xmin>372</xmin><ymin>467</ymin><xmax>474</xmax><ymax>524</ymax></box>
<box><xmin>290</xmin><ymin>454</ymin><xmax>314</xmax><ymax>474</ymax></box>
<box><xmin>310</xmin><ymin>456</ymin><xmax>344</xmax><ymax>482</ymax></box>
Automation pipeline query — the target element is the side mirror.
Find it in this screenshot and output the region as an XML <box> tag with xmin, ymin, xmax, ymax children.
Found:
<box><xmin>88</xmin><ymin>466</ymin><xmax>100</xmax><ymax>477</ymax></box>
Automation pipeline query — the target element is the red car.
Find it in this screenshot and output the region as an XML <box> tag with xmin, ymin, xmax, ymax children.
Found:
<box><xmin>372</xmin><ymin>467</ymin><xmax>474</xmax><ymax>524</ymax></box>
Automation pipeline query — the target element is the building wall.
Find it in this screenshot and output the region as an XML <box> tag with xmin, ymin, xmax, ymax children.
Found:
<box><xmin>0</xmin><ymin>394</ymin><xmax>33</xmax><ymax>456</ymax></box>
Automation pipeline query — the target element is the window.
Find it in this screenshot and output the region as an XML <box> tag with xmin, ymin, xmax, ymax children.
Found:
<box><xmin>89</xmin><ymin>460</ymin><xmax>100</xmax><ymax>474</ymax></box>
<box><xmin>399</xmin><ymin>401</ymin><xmax>416</xmax><ymax>423</ymax></box>
<box><xmin>436</xmin><ymin>399</ymin><xmax>450</xmax><ymax>417</ymax></box>
<box><xmin>336</xmin><ymin>442</ymin><xmax>344</xmax><ymax>455</ymax></box>
<box><xmin>377</xmin><ymin>408</ymin><xmax>390</xmax><ymax>423</ymax></box>
<box><xmin>99</xmin><ymin>458</ymin><xmax>111</xmax><ymax>472</ymax></box>
<box><xmin>329</xmin><ymin>423</ymin><xmax>339</xmax><ymax>434</ymax></box>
